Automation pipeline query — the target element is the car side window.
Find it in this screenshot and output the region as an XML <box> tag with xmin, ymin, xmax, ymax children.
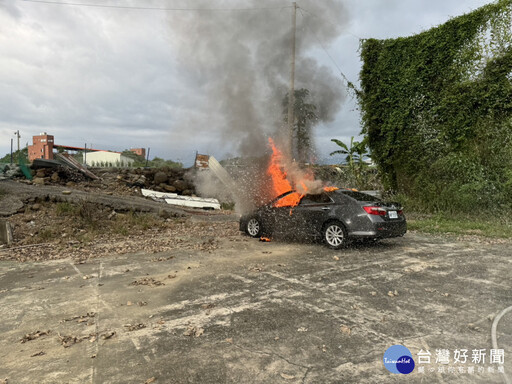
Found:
<box><xmin>299</xmin><ymin>193</ymin><xmax>333</xmax><ymax>205</ymax></box>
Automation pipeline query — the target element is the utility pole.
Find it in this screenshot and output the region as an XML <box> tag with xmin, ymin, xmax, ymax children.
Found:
<box><xmin>14</xmin><ymin>130</ymin><xmax>20</xmax><ymax>153</ymax></box>
<box><xmin>13</xmin><ymin>130</ymin><xmax>20</xmax><ymax>162</ymax></box>
<box><xmin>287</xmin><ymin>2</ymin><xmax>297</xmax><ymax>158</ymax></box>
<box><xmin>145</xmin><ymin>147</ymin><xmax>150</xmax><ymax>168</ymax></box>
<box><xmin>10</xmin><ymin>139</ymin><xmax>13</xmax><ymax>165</ymax></box>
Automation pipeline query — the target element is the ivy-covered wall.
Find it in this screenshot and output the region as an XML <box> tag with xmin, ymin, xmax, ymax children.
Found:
<box><xmin>359</xmin><ymin>0</ymin><xmax>512</xmax><ymax>212</ymax></box>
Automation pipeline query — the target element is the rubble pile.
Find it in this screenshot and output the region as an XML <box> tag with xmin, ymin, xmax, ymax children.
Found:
<box><xmin>114</xmin><ymin>167</ymin><xmax>196</xmax><ymax>196</ymax></box>
<box><xmin>31</xmin><ymin>166</ymin><xmax>87</xmax><ymax>186</ymax></box>
<box><xmin>2</xmin><ymin>161</ymin><xmax>198</xmax><ymax>197</ymax></box>
<box><xmin>0</xmin><ymin>164</ymin><xmax>22</xmax><ymax>180</ymax></box>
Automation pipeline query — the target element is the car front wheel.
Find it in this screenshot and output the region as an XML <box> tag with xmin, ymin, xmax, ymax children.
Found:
<box><xmin>245</xmin><ymin>217</ymin><xmax>262</xmax><ymax>238</ymax></box>
<box><xmin>323</xmin><ymin>221</ymin><xmax>347</xmax><ymax>249</ymax></box>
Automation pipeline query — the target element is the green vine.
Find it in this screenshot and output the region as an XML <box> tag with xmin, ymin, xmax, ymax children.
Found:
<box><xmin>359</xmin><ymin>0</ymin><xmax>512</xmax><ymax>212</ymax></box>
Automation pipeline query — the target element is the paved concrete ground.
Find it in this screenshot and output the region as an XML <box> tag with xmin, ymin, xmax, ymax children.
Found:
<box><xmin>0</xmin><ymin>232</ymin><xmax>510</xmax><ymax>383</ymax></box>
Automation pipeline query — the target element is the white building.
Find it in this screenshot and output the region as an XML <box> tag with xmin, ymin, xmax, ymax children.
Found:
<box><xmin>85</xmin><ymin>151</ymin><xmax>134</xmax><ymax>167</ymax></box>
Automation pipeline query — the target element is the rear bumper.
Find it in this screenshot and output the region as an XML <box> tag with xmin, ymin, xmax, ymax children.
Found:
<box><xmin>349</xmin><ymin>220</ymin><xmax>407</xmax><ymax>239</ymax></box>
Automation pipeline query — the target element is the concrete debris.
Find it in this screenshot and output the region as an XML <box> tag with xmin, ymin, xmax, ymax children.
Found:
<box><xmin>164</xmin><ymin>196</ymin><xmax>220</xmax><ymax>210</ymax></box>
<box><xmin>0</xmin><ymin>196</ymin><xmax>24</xmax><ymax>217</ymax></box>
<box><xmin>280</xmin><ymin>373</ymin><xmax>295</xmax><ymax>380</ymax></box>
<box><xmin>142</xmin><ymin>188</ymin><xmax>221</xmax><ymax>210</ymax></box>
<box><xmin>32</xmin><ymin>159</ymin><xmax>61</xmax><ymax>169</ymax></box>
<box><xmin>0</xmin><ymin>164</ymin><xmax>22</xmax><ymax>179</ymax></box>
<box><xmin>141</xmin><ymin>189</ymin><xmax>180</xmax><ymax>200</ymax></box>
<box><xmin>144</xmin><ymin>378</ymin><xmax>157</xmax><ymax>384</ymax></box>
<box><xmin>55</xmin><ymin>153</ymin><xmax>99</xmax><ymax>180</ymax></box>
<box><xmin>30</xmin><ymin>351</ymin><xmax>45</xmax><ymax>357</ymax></box>
<box><xmin>30</xmin><ymin>166</ymin><xmax>88</xmax><ymax>184</ymax></box>
<box><xmin>207</xmin><ymin>156</ymin><xmax>238</xmax><ymax>193</ymax></box>
<box><xmin>0</xmin><ymin>220</ymin><xmax>13</xmax><ymax>245</ymax></box>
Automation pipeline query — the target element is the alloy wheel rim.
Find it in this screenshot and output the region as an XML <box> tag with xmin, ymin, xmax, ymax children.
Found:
<box><xmin>247</xmin><ymin>219</ymin><xmax>260</xmax><ymax>236</ymax></box>
<box><xmin>326</xmin><ymin>225</ymin><xmax>344</xmax><ymax>246</ymax></box>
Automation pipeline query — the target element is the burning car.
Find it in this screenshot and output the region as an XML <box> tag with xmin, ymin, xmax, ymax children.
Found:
<box><xmin>240</xmin><ymin>189</ymin><xmax>406</xmax><ymax>249</ymax></box>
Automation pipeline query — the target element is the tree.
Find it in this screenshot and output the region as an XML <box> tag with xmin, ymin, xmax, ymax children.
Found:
<box><xmin>330</xmin><ymin>136</ymin><xmax>368</xmax><ymax>167</ymax></box>
<box><xmin>330</xmin><ymin>137</ymin><xmax>371</xmax><ymax>188</ymax></box>
<box><xmin>0</xmin><ymin>147</ymin><xmax>28</xmax><ymax>164</ymax></box>
<box><xmin>120</xmin><ymin>150</ymin><xmax>182</xmax><ymax>168</ymax></box>
<box><xmin>283</xmin><ymin>88</ymin><xmax>318</xmax><ymax>163</ymax></box>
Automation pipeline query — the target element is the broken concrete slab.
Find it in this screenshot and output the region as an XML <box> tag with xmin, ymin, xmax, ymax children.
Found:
<box><xmin>0</xmin><ymin>180</ymin><xmax>187</xmax><ymax>218</ymax></box>
<box><xmin>141</xmin><ymin>189</ymin><xmax>178</xmax><ymax>200</ymax></box>
<box><xmin>55</xmin><ymin>153</ymin><xmax>99</xmax><ymax>180</ymax></box>
<box><xmin>0</xmin><ymin>195</ymin><xmax>24</xmax><ymax>216</ymax></box>
<box><xmin>164</xmin><ymin>196</ymin><xmax>220</xmax><ymax>210</ymax></box>
<box><xmin>207</xmin><ymin>156</ymin><xmax>238</xmax><ymax>196</ymax></box>
<box><xmin>0</xmin><ymin>219</ymin><xmax>13</xmax><ymax>245</ymax></box>
<box><xmin>141</xmin><ymin>188</ymin><xmax>221</xmax><ymax>210</ymax></box>
<box><xmin>1</xmin><ymin>164</ymin><xmax>22</xmax><ymax>180</ymax></box>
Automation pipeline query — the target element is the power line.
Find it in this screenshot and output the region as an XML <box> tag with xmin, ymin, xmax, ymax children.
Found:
<box><xmin>299</xmin><ymin>6</ymin><xmax>363</xmax><ymax>40</ymax></box>
<box><xmin>297</xmin><ymin>6</ymin><xmax>358</xmax><ymax>91</ymax></box>
<box><xmin>20</xmin><ymin>0</ymin><xmax>292</xmax><ymax>12</ymax></box>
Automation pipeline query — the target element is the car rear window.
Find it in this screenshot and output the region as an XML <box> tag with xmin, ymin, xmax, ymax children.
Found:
<box><xmin>299</xmin><ymin>193</ymin><xmax>333</xmax><ymax>205</ymax></box>
<box><xmin>340</xmin><ymin>190</ymin><xmax>381</xmax><ymax>202</ymax></box>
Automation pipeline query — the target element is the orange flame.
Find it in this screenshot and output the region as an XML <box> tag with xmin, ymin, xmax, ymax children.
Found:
<box><xmin>267</xmin><ymin>138</ymin><xmax>337</xmax><ymax>208</ymax></box>
<box><xmin>274</xmin><ymin>192</ymin><xmax>302</xmax><ymax>208</ymax></box>
<box><xmin>267</xmin><ymin>138</ymin><xmax>292</xmax><ymax>196</ymax></box>
<box><xmin>267</xmin><ymin>138</ymin><xmax>305</xmax><ymax>208</ymax></box>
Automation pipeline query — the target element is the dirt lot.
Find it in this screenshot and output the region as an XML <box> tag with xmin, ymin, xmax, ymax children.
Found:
<box><xmin>0</xmin><ymin>222</ymin><xmax>510</xmax><ymax>383</ymax></box>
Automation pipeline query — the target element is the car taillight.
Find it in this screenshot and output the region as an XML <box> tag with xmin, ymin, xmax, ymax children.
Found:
<box><xmin>398</xmin><ymin>209</ymin><xmax>403</xmax><ymax>215</ymax></box>
<box><xmin>363</xmin><ymin>206</ymin><xmax>386</xmax><ymax>216</ymax></box>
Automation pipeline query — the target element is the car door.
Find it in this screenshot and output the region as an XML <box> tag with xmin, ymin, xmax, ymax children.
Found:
<box><xmin>265</xmin><ymin>192</ymin><xmax>302</xmax><ymax>235</ymax></box>
<box><xmin>290</xmin><ymin>193</ymin><xmax>335</xmax><ymax>236</ymax></box>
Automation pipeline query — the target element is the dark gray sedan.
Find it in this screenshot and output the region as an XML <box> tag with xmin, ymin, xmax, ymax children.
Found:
<box><xmin>240</xmin><ymin>189</ymin><xmax>406</xmax><ymax>249</ymax></box>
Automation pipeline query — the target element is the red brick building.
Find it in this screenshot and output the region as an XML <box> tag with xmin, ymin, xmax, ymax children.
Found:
<box><xmin>28</xmin><ymin>133</ymin><xmax>55</xmax><ymax>161</ymax></box>
<box><xmin>129</xmin><ymin>148</ymin><xmax>146</xmax><ymax>158</ymax></box>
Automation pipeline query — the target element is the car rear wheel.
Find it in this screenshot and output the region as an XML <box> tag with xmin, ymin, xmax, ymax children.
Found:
<box><xmin>245</xmin><ymin>217</ymin><xmax>262</xmax><ymax>238</ymax></box>
<box><xmin>323</xmin><ymin>221</ymin><xmax>347</xmax><ymax>249</ymax></box>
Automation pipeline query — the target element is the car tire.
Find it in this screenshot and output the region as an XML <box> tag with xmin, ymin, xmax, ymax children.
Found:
<box><xmin>323</xmin><ymin>221</ymin><xmax>348</xmax><ymax>249</ymax></box>
<box><xmin>245</xmin><ymin>217</ymin><xmax>263</xmax><ymax>238</ymax></box>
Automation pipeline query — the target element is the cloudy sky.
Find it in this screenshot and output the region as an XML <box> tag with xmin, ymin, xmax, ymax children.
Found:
<box><xmin>0</xmin><ymin>0</ymin><xmax>493</xmax><ymax>166</ymax></box>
